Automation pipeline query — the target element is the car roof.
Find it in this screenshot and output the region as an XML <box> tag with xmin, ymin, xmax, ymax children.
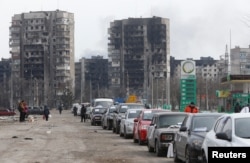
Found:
<box><xmin>220</xmin><ymin>113</ymin><xmax>250</xmax><ymax>119</ymax></box>
<box><xmin>153</xmin><ymin>112</ymin><xmax>188</xmax><ymax>116</ymax></box>
<box><xmin>187</xmin><ymin>112</ymin><xmax>225</xmax><ymax>117</ymax></box>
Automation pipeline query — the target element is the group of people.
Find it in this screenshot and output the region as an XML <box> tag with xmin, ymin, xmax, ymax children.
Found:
<box><xmin>18</xmin><ymin>100</ymin><xmax>50</xmax><ymax>122</ymax></box>
<box><xmin>73</xmin><ymin>104</ymin><xmax>87</xmax><ymax>122</ymax></box>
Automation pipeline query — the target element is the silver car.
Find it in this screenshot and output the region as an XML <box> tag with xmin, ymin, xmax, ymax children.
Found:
<box><xmin>120</xmin><ymin>109</ymin><xmax>143</xmax><ymax>139</ymax></box>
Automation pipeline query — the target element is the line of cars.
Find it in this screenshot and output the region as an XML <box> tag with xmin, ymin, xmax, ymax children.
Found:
<box><xmin>89</xmin><ymin>102</ymin><xmax>250</xmax><ymax>162</ymax></box>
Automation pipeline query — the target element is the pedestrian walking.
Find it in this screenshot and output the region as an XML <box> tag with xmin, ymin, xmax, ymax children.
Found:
<box><xmin>18</xmin><ymin>100</ymin><xmax>25</xmax><ymax>122</ymax></box>
<box><xmin>80</xmin><ymin>104</ymin><xmax>86</xmax><ymax>122</ymax></box>
<box><xmin>43</xmin><ymin>105</ymin><xmax>50</xmax><ymax>121</ymax></box>
<box><xmin>184</xmin><ymin>102</ymin><xmax>198</xmax><ymax>113</ymax></box>
<box><xmin>73</xmin><ymin>105</ymin><xmax>77</xmax><ymax>116</ymax></box>
<box><xmin>58</xmin><ymin>104</ymin><xmax>63</xmax><ymax>114</ymax></box>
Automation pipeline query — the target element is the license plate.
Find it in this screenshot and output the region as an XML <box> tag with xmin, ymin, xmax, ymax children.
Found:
<box><xmin>95</xmin><ymin>117</ymin><xmax>100</xmax><ymax>119</ymax></box>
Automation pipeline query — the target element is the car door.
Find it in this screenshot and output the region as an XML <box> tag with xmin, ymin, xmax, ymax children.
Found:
<box><xmin>212</xmin><ymin>116</ymin><xmax>233</xmax><ymax>147</ymax></box>
<box><xmin>175</xmin><ymin>115</ymin><xmax>189</xmax><ymax>159</ymax></box>
<box><xmin>147</xmin><ymin>115</ymin><xmax>157</xmax><ymax>147</ymax></box>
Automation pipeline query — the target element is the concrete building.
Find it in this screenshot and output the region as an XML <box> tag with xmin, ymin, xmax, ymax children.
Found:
<box><xmin>75</xmin><ymin>56</ymin><xmax>109</xmax><ymax>103</ymax></box>
<box><xmin>9</xmin><ymin>10</ymin><xmax>75</xmax><ymax>107</ymax></box>
<box><xmin>108</xmin><ymin>16</ymin><xmax>170</xmax><ymax>105</ymax></box>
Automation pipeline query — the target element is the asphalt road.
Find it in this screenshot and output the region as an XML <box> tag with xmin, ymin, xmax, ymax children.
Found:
<box><xmin>0</xmin><ymin>109</ymin><xmax>175</xmax><ymax>163</ymax></box>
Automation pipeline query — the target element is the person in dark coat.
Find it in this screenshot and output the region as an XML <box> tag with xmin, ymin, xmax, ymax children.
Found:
<box><xmin>18</xmin><ymin>100</ymin><xmax>25</xmax><ymax>122</ymax></box>
<box><xmin>43</xmin><ymin>105</ymin><xmax>50</xmax><ymax>121</ymax></box>
<box><xmin>73</xmin><ymin>106</ymin><xmax>78</xmax><ymax>116</ymax></box>
<box><xmin>234</xmin><ymin>102</ymin><xmax>241</xmax><ymax>113</ymax></box>
<box><xmin>58</xmin><ymin>104</ymin><xmax>63</xmax><ymax>114</ymax></box>
<box><xmin>80</xmin><ymin>104</ymin><xmax>86</xmax><ymax>122</ymax></box>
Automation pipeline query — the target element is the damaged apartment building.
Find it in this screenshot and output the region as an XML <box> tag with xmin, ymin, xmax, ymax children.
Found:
<box><xmin>9</xmin><ymin>10</ymin><xmax>75</xmax><ymax>107</ymax></box>
<box><xmin>108</xmin><ymin>17</ymin><xmax>170</xmax><ymax>105</ymax></box>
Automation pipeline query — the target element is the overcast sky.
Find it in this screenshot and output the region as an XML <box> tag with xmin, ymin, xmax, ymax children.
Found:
<box><xmin>1</xmin><ymin>0</ymin><xmax>250</xmax><ymax>61</ymax></box>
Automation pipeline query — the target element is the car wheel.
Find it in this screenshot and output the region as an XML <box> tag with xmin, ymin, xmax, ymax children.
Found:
<box><xmin>107</xmin><ymin>121</ymin><xmax>111</xmax><ymax>130</ymax></box>
<box><xmin>116</xmin><ymin>124</ymin><xmax>120</xmax><ymax>134</ymax></box>
<box><xmin>102</xmin><ymin>120</ymin><xmax>106</xmax><ymax>129</ymax></box>
<box><xmin>185</xmin><ymin>146</ymin><xmax>191</xmax><ymax>163</ymax></box>
<box><xmin>147</xmin><ymin>141</ymin><xmax>154</xmax><ymax>152</ymax></box>
<box><xmin>133</xmin><ymin>133</ymin><xmax>138</xmax><ymax>143</ymax></box>
<box><xmin>202</xmin><ymin>151</ymin><xmax>207</xmax><ymax>163</ymax></box>
<box><xmin>138</xmin><ymin>135</ymin><xmax>143</xmax><ymax>145</ymax></box>
<box><xmin>155</xmin><ymin>140</ymin><xmax>164</xmax><ymax>157</ymax></box>
<box><xmin>124</xmin><ymin>127</ymin><xmax>129</xmax><ymax>139</ymax></box>
<box><xmin>173</xmin><ymin>143</ymin><xmax>181</xmax><ymax>162</ymax></box>
<box><xmin>119</xmin><ymin>126</ymin><xmax>124</xmax><ymax>137</ymax></box>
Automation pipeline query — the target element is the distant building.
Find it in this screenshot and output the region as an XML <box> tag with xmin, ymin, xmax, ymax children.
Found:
<box><xmin>9</xmin><ymin>10</ymin><xmax>75</xmax><ymax>107</ymax></box>
<box><xmin>108</xmin><ymin>16</ymin><xmax>170</xmax><ymax>105</ymax></box>
<box><xmin>75</xmin><ymin>56</ymin><xmax>108</xmax><ymax>103</ymax></box>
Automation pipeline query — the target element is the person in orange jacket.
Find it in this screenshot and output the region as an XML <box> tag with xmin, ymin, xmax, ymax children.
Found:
<box><xmin>184</xmin><ymin>102</ymin><xmax>198</xmax><ymax>113</ymax></box>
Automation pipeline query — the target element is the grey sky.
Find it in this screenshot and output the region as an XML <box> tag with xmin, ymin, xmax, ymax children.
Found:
<box><xmin>1</xmin><ymin>0</ymin><xmax>250</xmax><ymax>61</ymax></box>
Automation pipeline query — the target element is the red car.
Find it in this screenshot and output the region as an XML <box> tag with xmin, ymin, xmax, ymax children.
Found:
<box><xmin>0</xmin><ymin>109</ymin><xmax>16</xmax><ymax>116</ymax></box>
<box><xmin>133</xmin><ymin>109</ymin><xmax>169</xmax><ymax>145</ymax></box>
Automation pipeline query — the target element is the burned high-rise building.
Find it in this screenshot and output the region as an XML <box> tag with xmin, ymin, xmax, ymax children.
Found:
<box><xmin>9</xmin><ymin>10</ymin><xmax>75</xmax><ymax>107</ymax></box>
<box><xmin>108</xmin><ymin>17</ymin><xmax>170</xmax><ymax>105</ymax></box>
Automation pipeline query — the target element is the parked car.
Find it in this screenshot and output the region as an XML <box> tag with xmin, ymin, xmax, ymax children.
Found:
<box><xmin>0</xmin><ymin>109</ymin><xmax>16</xmax><ymax>116</ymax></box>
<box><xmin>133</xmin><ymin>109</ymin><xmax>170</xmax><ymax>145</ymax></box>
<box><xmin>102</xmin><ymin>105</ymin><xmax>116</xmax><ymax>130</ymax></box>
<box><xmin>201</xmin><ymin>113</ymin><xmax>250</xmax><ymax>163</ymax></box>
<box><xmin>174</xmin><ymin>113</ymin><xmax>225</xmax><ymax>163</ymax></box>
<box><xmin>147</xmin><ymin>112</ymin><xmax>187</xmax><ymax>157</ymax></box>
<box><xmin>27</xmin><ymin>106</ymin><xmax>44</xmax><ymax>115</ymax></box>
<box><xmin>120</xmin><ymin>109</ymin><xmax>143</xmax><ymax>138</ymax></box>
<box><xmin>90</xmin><ymin>106</ymin><xmax>107</xmax><ymax>126</ymax></box>
<box><xmin>113</xmin><ymin>103</ymin><xmax>145</xmax><ymax>134</ymax></box>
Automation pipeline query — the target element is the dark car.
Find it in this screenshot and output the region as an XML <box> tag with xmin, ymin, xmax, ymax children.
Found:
<box><xmin>174</xmin><ymin>113</ymin><xmax>225</xmax><ymax>163</ymax></box>
<box><xmin>0</xmin><ymin>109</ymin><xmax>16</xmax><ymax>116</ymax></box>
<box><xmin>112</xmin><ymin>103</ymin><xmax>145</xmax><ymax>134</ymax></box>
<box><xmin>147</xmin><ymin>112</ymin><xmax>187</xmax><ymax>157</ymax></box>
<box><xmin>90</xmin><ymin>106</ymin><xmax>107</xmax><ymax>126</ymax></box>
<box><xmin>27</xmin><ymin>106</ymin><xmax>44</xmax><ymax>115</ymax></box>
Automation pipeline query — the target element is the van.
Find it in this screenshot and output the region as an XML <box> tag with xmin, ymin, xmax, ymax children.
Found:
<box><xmin>93</xmin><ymin>98</ymin><xmax>114</xmax><ymax>107</ymax></box>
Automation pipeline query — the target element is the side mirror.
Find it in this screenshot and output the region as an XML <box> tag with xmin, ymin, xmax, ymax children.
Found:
<box><xmin>216</xmin><ymin>132</ymin><xmax>231</xmax><ymax>141</ymax></box>
<box><xmin>179</xmin><ymin>126</ymin><xmax>187</xmax><ymax>132</ymax></box>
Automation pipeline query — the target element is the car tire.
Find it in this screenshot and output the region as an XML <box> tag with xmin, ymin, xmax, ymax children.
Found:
<box><xmin>102</xmin><ymin>121</ymin><xmax>106</xmax><ymax>129</ymax></box>
<box><xmin>147</xmin><ymin>141</ymin><xmax>154</xmax><ymax>152</ymax></box>
<box><xmin>107</xmin><ymin>120</ymin><xmax>111</xmax><ymax>130</ymax></box>
<box><xmin>133</xmin><ymin>137</ymin><xmax>138</xmax><ymax>143</ymax></box>
<box><xmin>155</xmin><ymin>140</ymin><xmax>164</xmax><ymax>157</ymax></box>
<box><xmin>185</xmin><ymin>146</ymin><xmax>191</xmax><ymax>163</ymax></box>
<box><xmin>173</xmin><ymin>143</ymin><xmax>181</xmax><ymax>162</ymax></box>
<box><xmin>202</xmin><ymin>151</ymin><xmax>207</xmax><ymax>163</ymax></box>
<box><xmin>116</xmin><ymin>124</ymin><xmax>120</xmax><ymax>134</ymax></box>
<box><xmin>138</xmin><ymin>135</ymin><xmax>143</xmax><ymax>145</ymax></box>
<box><xmin>120</xmin><ymin>126</ymin><xmax>124</xmax><ymax>137</ymax></box>
<box><xmin>124</xmin><ymin>127</ymin><xmax>129</xmax><ymax>139</ymax></box>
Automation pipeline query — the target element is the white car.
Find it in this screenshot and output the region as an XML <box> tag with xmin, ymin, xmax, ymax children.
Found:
<box><xmin>201</xmin><ymin>113</ymin><xmax>250</xmax><ymax>163</ymax></box>
<box><xmin>120</xmin><ymin>109</ymin><xmax>142</xmax><ymax>139</ymax></box>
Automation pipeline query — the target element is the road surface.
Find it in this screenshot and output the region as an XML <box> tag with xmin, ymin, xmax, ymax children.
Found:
<box><xmin>0</xmin><ymin>109</ymin><xmax>175</xmax><ymax>163</ymax></box>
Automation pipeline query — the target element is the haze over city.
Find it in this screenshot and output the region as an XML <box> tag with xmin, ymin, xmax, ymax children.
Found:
<box><xmin>1</xmin><ymin>0</ymin><xmax>250</xmax><ymax>61</ymax></box>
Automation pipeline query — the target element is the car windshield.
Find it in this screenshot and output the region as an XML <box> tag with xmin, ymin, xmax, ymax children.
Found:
<box><xmin>109</xmin><ymin>107</ymin><xmax>116</xmax><ymax>113</ymax></box>
<box><xmin>159</xmin><ymin>115</ymin><xmax>186</xmax><ymax>128</ymax></box>
<box><xmin>142</xmin><ymin>110</ymin><xmax>154</xmax><ymax>120</ymax></box>
<box><xmin>128</xmin><ymin>110</ymin><xmax>141</xmax><ymax>119</ymax></box>
<box><xmin>126</xmin><ymin>104</ymin><xmax>144</xmax><ymax>109</ymax></box>
<box><xmin>95</xmin><ymin>101</ymin><xmax>113</xmax><ymax>107</ymax></box>
<box><xmin>235</xmin><ymin>118</ymin><xmax>250</xmax><ymax>138</ymax></box>
<box><xmin>120</xmin><ymin>106</ymin><xmax>128</xmax><ymax>113</ymax></box>
<box><xmin>192</xmin><ymin>116</ymin><xmax>220</xmax><ymax>132</ymax></box>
